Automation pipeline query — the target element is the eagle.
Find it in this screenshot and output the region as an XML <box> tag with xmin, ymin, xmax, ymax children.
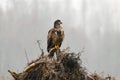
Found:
<box><xmin>47</xmin><ymin>20</ymin><xmax>64</xmax><ymax>58</ymax></box>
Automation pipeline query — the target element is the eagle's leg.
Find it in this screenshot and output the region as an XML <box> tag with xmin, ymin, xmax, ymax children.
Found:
<box><xmin>54</xmin><ymin>45</ymin><xmax>61</xmax><ymax>62</ymax></box>
<box><xmin>56</xmin><ymin>48</ymin><xmax>61</xmax><ymax>62</ymax></box>
<box><xmin>48</xmin><ymin>45</ymin><xmax>60</xmax><ymax>61</ymax></box>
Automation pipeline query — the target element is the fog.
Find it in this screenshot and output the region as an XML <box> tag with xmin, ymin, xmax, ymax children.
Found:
<box><xmin>0</xmin><ymin>0</ymin><xmax>120</xmax><ymax>79</ymax></box>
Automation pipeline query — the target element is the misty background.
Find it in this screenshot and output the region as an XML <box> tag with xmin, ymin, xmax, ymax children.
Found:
<box><xmin>0</xmin><ymin>0</ymin><xmax>120</xmax><ymax>79</ymax></box>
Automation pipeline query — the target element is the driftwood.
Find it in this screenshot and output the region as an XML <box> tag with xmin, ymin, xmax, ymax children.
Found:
<box><xmin>8</xmin><ymin>48</ymin><xmax>115</xmax><ymax>80</ymax></box>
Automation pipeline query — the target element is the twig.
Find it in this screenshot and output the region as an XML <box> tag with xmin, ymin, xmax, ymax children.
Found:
<box><xmin>24</xmin><ymin>48</ymin><xmax>29</xmax><ymax>64</ymax></box>
<box><xmin>37</xmin><ymin>40</ymin><xmax>44</xmax><ymax>57</ymax></box>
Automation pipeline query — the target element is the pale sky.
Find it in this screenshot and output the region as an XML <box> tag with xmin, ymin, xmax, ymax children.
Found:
<box><xmin>0</xmin><ymin>0</ymin><xmax>120</xmax><ymax>79</ymax></box>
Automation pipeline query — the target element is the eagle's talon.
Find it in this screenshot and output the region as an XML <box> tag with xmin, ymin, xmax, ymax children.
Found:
<box><xmin>55</xmin><ymin>45</ymin><xmax>59</xmax><ymax>49</ymax></box>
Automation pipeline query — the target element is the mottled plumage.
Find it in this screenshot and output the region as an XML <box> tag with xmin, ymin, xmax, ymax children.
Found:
<box><xmin>47</xmin><ymin>20</ymin><xmax>64</xmax><ymax>57</ymax></box>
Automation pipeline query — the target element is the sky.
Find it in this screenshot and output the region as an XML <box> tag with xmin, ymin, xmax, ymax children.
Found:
<box><xmin>0</xmin><ymin>0</ymin><xmax>120</xmax><ymax>79</ymax></box>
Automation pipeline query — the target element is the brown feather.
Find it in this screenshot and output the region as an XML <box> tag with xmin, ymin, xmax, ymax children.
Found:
<box><xmin>47</xmin><ymin>27</ymin><xmax>64</xmax><ymax>57</ymax></box>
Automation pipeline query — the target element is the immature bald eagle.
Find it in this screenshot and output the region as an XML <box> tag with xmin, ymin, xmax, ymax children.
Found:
<box><xmin>47</xmin><ymin>20</ymin><xmax>64</xmax><ymax>57</ymax></box>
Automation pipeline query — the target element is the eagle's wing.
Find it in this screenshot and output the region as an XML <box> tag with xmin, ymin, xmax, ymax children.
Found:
<box><xmin>59</xmin><ymin>27</ymin><xmax>64</xmax><ymax>47</ymax></box>
<box><xmin>61</xmin><ymin>28</ymin><xmax>64</xmax><ymax>42</ymax></box>
<box><xmin>47</xmin><ymin>29</ymin><xmax>52</xmax><ymax>52</ymax></box>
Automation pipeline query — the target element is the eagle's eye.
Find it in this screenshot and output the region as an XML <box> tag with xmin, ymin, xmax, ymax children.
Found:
<box><xmin>57</xmin><ymin>22</ymin><xmax>62</xmax><ymax>25</ymax></box>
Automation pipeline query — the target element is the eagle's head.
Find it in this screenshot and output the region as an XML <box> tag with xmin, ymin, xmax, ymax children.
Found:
<box><xmin>54</xmin><ymin>19</ymin><xmax>62</xmax><ymax>28</ymax></box>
